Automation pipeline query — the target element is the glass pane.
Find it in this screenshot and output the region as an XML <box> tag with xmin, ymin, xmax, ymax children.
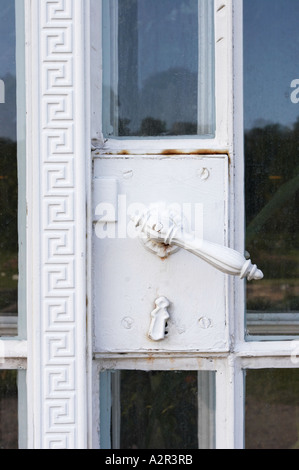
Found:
<box><xmin>0</xmin><ymin>370</ymin><xmax>18</xmax><ymax>449</ymax></box>
<box><xmin>100</xmin><ymin>370</ymin><xmax>215</xmax><ymax>450</ymax></box>
<box><xmin>246</xmin><ymin>369</ymin><xmax>299</xmax><ymax>449</ymax></box>
<box><xmin>102</xmin><ymin>0</ymin><xmax>215</xmax><ymax>138</ymax></box>
<box><xmin>244</xmin><ymin>0</ymin><xmax>299</xmax><ymax>336</ymax></box>
<box><xmin>0</xmin><ymin>1</ymin><xmax>25</xmax><ymax>337</ymax></box>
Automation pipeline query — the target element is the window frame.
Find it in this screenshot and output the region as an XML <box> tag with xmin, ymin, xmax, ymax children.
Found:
<box><xmin>91</xmin><ymin>0</ymin><xmax>233</xmax><ymax>155</ymax></box>
<box><xmin>1</xmin><ymin>0</ymin><xmax>297</xmax><ymax>450</ymax></box>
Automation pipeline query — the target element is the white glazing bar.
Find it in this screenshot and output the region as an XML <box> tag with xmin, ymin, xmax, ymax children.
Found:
<box><xmin>232</xmin><ymin>0</ymin><xmax>246</xmax><ymax>346</ymax></box>
<box><xmin>233</xmin><ymin>359</ymin><xmax>245</xmax><ymax>449</ymax></box>
<box><xmin>214</xmin><ymin>357</ymin><xmax>245</xmax><ymax>449</ymax></box>
<box><xmin>214</xmin><ymin>0</ymin><xmax>232</xmax><ymax>146</ymax></box>
<box><xmin>198</xmin><ymin>0</ymin><xmax>215</xmax><ymax>136</ymax></box>
<box><xmin>91</xmin><ymin>0</ymin><xmax>103</xmax><ymax>143</ymax></box>
<box><xmin>0</xmin><ymin>340</ymin><xmax>27</xmax><ymax>360</ymax></box>
<box><xmin>236</xmin><ymin>340</ymin><xmax>299</xmax><ymax>358</ymax></box>
<box><xmin>15</xmin><ymin>0</ymin><xmax>26</xmax><ymax>340</ymax></box>
<box><xmin>231</xmin><ymin>0</ymin><xmax>246</xmax><ymax>448</ymax></box>
<box><xmin>215</xmin><ymin>358</ymin><xmax>234</xmax><ymax>448</ymax></box>
<box><xmin>102</xmin><ymin>0</ymin><xmax>119</xmax><ymax>137</ymax></box>
<box><xmin>110</xmin><ymin>0</ymin><xmax>119</xmax><ymax>136</ymax></box>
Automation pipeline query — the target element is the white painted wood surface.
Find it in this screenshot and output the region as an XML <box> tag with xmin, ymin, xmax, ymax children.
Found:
<box><xmin>26</xmin><ymin>0</ymin><xmax>89</xmax><ymax>449</ymax></box>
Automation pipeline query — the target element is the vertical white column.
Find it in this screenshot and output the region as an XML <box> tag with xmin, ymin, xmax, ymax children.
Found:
<box><xmin>16</xmin><ymin>0</ymin><xmax>27</xmax><ymax>340</ymax></box>
<box><xmin>198</xmin><ymin>0</ymin><xmax>215</xmax><ymax>136</ymax></box>
<box><xmin>26</xmin><ymin>0</ymin><xmax>89</xmax><ymax>449</ymax></box>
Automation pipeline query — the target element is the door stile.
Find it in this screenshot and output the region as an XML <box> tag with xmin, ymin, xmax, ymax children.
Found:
<box><xmin>90</xmin><ymin>0</ymin><xmax>247</xmax><ymax>450</ymax></box>
<box><xmin>214</xmin><ymin>356</ymin><xmax>244</xmax><ymax>449</ymax></box>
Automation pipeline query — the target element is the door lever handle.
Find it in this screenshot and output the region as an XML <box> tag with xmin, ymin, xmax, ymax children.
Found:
<box><xmin>134</xmin><ymin>209</ymin><xmax>263</xmax><ymax>281</ymax></box>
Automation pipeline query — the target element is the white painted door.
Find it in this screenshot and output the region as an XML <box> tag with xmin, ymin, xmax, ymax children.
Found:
<box><xmin>91</xmin><ymin>0</ymin><xmax>262</xmax><ymax>355</ymax></box>
<box><xmin>90</xmin><ymin>0</ymin><xmax>266</xmax><ymax>450</ymax></box>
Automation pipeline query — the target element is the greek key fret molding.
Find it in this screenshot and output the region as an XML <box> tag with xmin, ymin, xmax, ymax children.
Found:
<box><xmin>29</xmin><ymin>0</ymin><xmax>87</xmax><ymax>449</ymax></box>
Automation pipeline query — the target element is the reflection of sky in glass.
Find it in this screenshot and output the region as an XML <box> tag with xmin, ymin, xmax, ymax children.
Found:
<box><xmin>0</xmin><ymin>0</ymin><xmax>16</xmax><ymax>140</ymax></box>
<box><xmin>244</xmin><ymin>0</ymin><xmax>299</xmax><ymax>130</ymax></box>
<box><xmin>0</xmin><ymin>0</ymin><xmax>18</xmax><ymax>336</ymax></box>
<box><xmin>0</xmin><ymin>0</ymin><xmax>16</xmax><ymax>77</ymax></box>
<box><xmin>137</xmin><ymin>0</ymin><xmax>198</xmax><ymax>90</ymax></box>
<box><xmin>244</xmin><ymin>0</ymin><xmax>299</xmax><ymax>320</ymax></box>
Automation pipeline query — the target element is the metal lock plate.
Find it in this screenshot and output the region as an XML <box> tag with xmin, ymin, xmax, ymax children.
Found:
<box><xmin>93</xmin><ymin>155</ymin><xmax>229</xmax><ymax>353</ymax></box>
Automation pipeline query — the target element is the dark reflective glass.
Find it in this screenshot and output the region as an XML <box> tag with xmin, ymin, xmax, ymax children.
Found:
<box><xmin>102</xmin><ymin>0</ymin><xmax>215</xmax><ymax>138</ymax></box>
<box><xmin>244</xmin><ymin>0</ymin><xmax>299</xmax><ymax>334</ymax></box>
<box><xmin>0</xmin><ymin>1</ymin><xmax>18</xmax><ymax>336</ymax></box>
<box><xmin>101</xmin><ymin>370</ymin><xmax>215</xmax><ymax>449</ymax></box>
<box><xmin>246</xmin><ymin>369</ymin><xmax>299</xmax><ymax>449</ymax></box>
<box><xmin>0</xmin><ymin>370</ymin><xmax>18</xmax><ymax>449</ymax></box>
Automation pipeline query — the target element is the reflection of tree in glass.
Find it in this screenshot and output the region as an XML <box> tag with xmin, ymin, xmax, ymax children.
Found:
<box><xmin>0</xmin><ymin>138</ymin><xmax>17</xmax><ymax>251</ymax></box>
<box><xmin>118</xmin><ymin>68</ymin><xmax>198</xmax><ymax>137</ymax></box>
<box><xmin>246</xmin><ymin>369</ymin><xmax>299</xmax><ymax>449</ymax></box>
<box><xmin>140</xmin><ymin>117</ymin><xmax>166</xmax><ymax>137</ymax></box>
<box><xmin>119</xmin><ymin>371</ymin><xmax>198</xmax><ymax>449</ymax></box>
<box><xmin>119</xmin><ymin>118</ymin><xmax>131</xmax><ymax>137</ymax></box>
<box><xmin>0</xmin><ymin>370</ymin><xmax>18</xmax><ymax>449</ymax></box>
<box><xmin>0</xmin><ymin>138</ymin><xmax>18</xmax><ymax>314</ymax></box>
<box><xmin>245</xmin><ymin>120</ymin><xmax>299</xmax><ymax>311</ymax></box>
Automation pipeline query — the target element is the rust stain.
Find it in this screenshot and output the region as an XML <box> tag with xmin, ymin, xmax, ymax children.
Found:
<box><xmin>269</xmin><ymin>175</ymin><xmax>282</xmax><ymax>181</ymax></box>
<box><xmin>160</xmin><ymin>149</ymin><xmax>184</xmax><ymax>156</ymax></box>
<box><xmin>99</xmin><ymin>148</ymin><xmax>232</xmax><ymax>169</ymax></box>
<box><xmin>161</xmin><ymin>149</ymin><xmax>231</xmax><ymax>165</ymax></box>
<box><xmin>146</xmin><ymin>354</ymin><xmax>155</xmax><ymax>365</ymax></box>
<box><xmin>161</xmin><ymin>148</ymin><xmax>228</xmax><ymax>156</ymax></box>
<box><xmin>190</xmin><ymin>149</ymin><xmax>230</xmax><ymax>159</ymax></box>
<box><xmin>99</xmin><ymin>148</ymin><xmax>231</xmax><ymax>160</ymax></box>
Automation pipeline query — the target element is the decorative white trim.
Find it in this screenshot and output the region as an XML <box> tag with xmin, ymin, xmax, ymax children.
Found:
<box><xmin>26</xmin><ymin>0</ymin><xmax>88</xmax><ymax>449</ymax></box>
